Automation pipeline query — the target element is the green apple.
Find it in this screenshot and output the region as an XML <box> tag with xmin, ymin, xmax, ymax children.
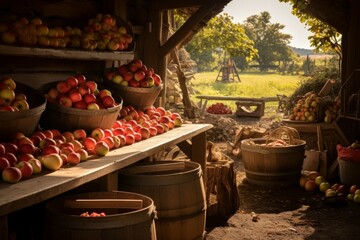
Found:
<box><xmin>319</xmin><ymin>182</ymin><xmax>330</xmax><ymax>193</ymax></box>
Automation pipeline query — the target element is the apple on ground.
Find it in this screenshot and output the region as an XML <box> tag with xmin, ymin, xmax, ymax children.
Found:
<box><xmin>94</xmin><ymin>141</ymin><xmax>109</xmax><ymax>156</ymax></box>
<box><xmin>28</xmin><ymin>158</ymin><xmax>42</xmax><ymax>174</ymax></box>
<box><xmin>2</xmin><ymin>167</ymin><xmax>22</xmax><ymax>183</ymax></box>
<box><xmin>16</xmin><ymin>161</ymin><xmax>33</xmax><ymax>179</ymax></box>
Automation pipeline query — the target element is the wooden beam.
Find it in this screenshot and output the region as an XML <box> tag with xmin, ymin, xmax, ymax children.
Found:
<box><xmin>152</xmin><ymin>0</ymin><xmax>230</xmax><ymax>10</ymax></box>
<box><xmin>159</xmin><ymin>1</ymin><xmax>217</xmax><ymax>58</ymax></box>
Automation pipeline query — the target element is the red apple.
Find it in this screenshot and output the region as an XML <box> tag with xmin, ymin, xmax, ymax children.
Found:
<box><xmin>103</xmin><ymin>136</ymin><xmax>115</xmax><ymax>149</ymax></box>
<box><xmin>42</xmin><ymin>145</ymin><xmax>60</xmax><ymax>156</ymax></box>
<box><xmin>67</xmin><ymin>152</ymin><xmax>81</xmax><ymax>165</ymax></box>
<box><xmin>62</xmin><ymin>131</ymin><xmax>75</xmax><ymax>142</ymax></box>
<box><xmin>82</xmin><ymin>137</ymin><xmax>97</xmax><ymax>151</ymax></box>
<box><xmin>101</xmin><ymin>95</ymin><xmax>115</xmax><ymax>108</ymax></box>
<box><xmin>68</xmin><ymin>90</ymin><xmax>82</xmax><ymax>103</ymax></box>
<box><xmin>83</xmin><ymin>93</ymin><xmax>97</xmax><ymax>104</ymax></box>
<box><xmin>47</xmin><ymin>87</ymin><xmax>59</xmax><ymax>100</ymax></box>
<box><xmin>134</xmin><ymin>70</ymin><xmax>145</xmax><ymax>81</ymax></box>
<box><xmin>85</xmin><ymin>81</ymin><xmax>98</xmax><ymax>93</ymax></box>
<box><xmin>103</xmin><ymin>129</ymin><xmax>113</xmax><ymax>138</ymax></box>
<box><xmin>112</xmin><ymin>136</ymin><xmax>121</xmax><ymax>149</ymax></box>
<box><xmin>16</xmin><ymin>161</ymin><xmax>33</xmax><ymax>179</ymax></box>
<box><xmin>78</xmin><ymin>85</ymin><xmax>91</xmax><ymax>96</ymax></box>
<box><xmin>28</xmin><ymin>158</ymin><xmax>42</xmax><ymax>174</ymax></box>
<box><xmin>112</xmin><ymin>127</ymin><xmax>125</xmax><ymax>136</ymax></box>
<box><xmin>153</xmin><ymin>74</ymin><xmax>162</xmax><ymax>86</ymax></box>
<box><xmin>58</xmin><ymin>96</ymin><xmax>72</xmax><ymax>107</ymax></box>
<box><xmin>77</xmin><ymin>148</ymin><xmax>89</xmax><ymax>161</ymax></box>
<box><xmin>69</xmin><ymin>140</ymin><xmax>83</xmax><ymax>152</ymax></box>
<box><xmin>75</xmin><ymin>74</ymin><xmax>86</xmax><ymax>85</ymax></box>
<box><xmin>73</xmin><ymin>129</ymin><xmax>87</xmax><ymax>141</ymax></box>
<box><xmin>0</xmin><ymin>157</ymin><xmax>10</xmax><ymax>171</ymax></box>
<box><xmin>2</xmin><ymin>167</ymin><xmax>22</xmax><ymax>183</ymax></box>
<box><xmin>18</xmin><ymin>143</ymin><xmax>36</xmax><ymax>155</ymax></box>
<box><xmin>39</xmin><ymin>138</ymin><xmax>57</xmax><ymax>149</ymax></box>
<box><xmin>98</xmin><ymin>89</ymin><xmax>112</xmax><ymax>99</ymax></box>
<box><xmin>138</xmin><ymin>127</ymin><xmax>150</xmax><ymax>140</ymax></box>
<box><xmin>73</xmin><ymin>100</ymin><xmax>87</xmax><ymax>109</ymax></box>
<box><xmin>0</xmin><ymin>143</ymin><xmax>5</xmax><ymax>155</ymax></box>
<box><xmin>123</xmin><ymin>71</ymin><xmax>134</xmax><ymax>81</ymax></box>
<box><xmin>125</xmin><ymin>134</ymin><xmax>135</xmax><ymax>145</ymax></box>
<box><xmin>128</xmin><ymin>79</ymin><xmax>140</xmax><ymax>87</ymax></box>
<box><xmin>65</xmin><ymin>76</ymin><xmax>78</xmax><ymax>89</ymax></box>
<box><xmin>3</xmin><ymin>153</ymin><xmax>17</xmax><ymax>166</ymax></box>
<box><xmin>56</xmin><ymin>81</ymin><xmax>71</xmax><ymax>94</ymax></box>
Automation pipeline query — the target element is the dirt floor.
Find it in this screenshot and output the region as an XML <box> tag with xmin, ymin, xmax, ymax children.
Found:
<box><xmin>194</xmin><ymin>112</ymin><xmax>360</xmax><ymax>240</ymax></box>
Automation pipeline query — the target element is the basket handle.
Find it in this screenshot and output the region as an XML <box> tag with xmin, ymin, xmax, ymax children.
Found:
<box><xmin>266</xmin><ymin>126</ymin><xmax>300</xmax><ymax>145</ymax></box>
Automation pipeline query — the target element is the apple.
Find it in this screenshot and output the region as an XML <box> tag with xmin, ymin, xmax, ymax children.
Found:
<box><xmin>87</xmin><ymin>102</ymin><xmax>100</xmax><ymax>110</ymax></box>
<box><xmin>93</xmin><ymin>141</ymin><xmax>109</xmax><ymax>156</ymax></box>
<box><xmin>0</xmin><ymin>157</ymin><xmax>10</xmax><ymax>171</ymax></box>
<box><xmin>98</xmin><ymin>89</ymin><xmax>112</xmax><ymax>99</ymax></box>
<box><xmin>77</xmin><ymin>149</ymin><xmax>89</xmax><ymax>161</ymax></box>
<box><xmin>50</xmin><ymin>129</ymin><xmax>62</xmax><ymax>139</ymax></box>
<box><xmin>83</xmin><ymin>93</ymin><xmax>97</xmax><ymax>104</ymax></box>
<box><xmin>82</xmin><ymin>137</ymin><xmax>97</xmax><ymax>151</ymax></box>
<box><xmin>28</xmin><ymin>158</ymin><xmax>42</xmax><ymax>174</ymax></box>
<box><xmin>60</xmin><ymin>146</ymin><xmax>74</xmax><ymax>156</ymax></box>
<box><xmin>78</xmin><ymin>85</ymin><xmax>91</xmax><ymax>96</ymax></box>
<box><xmin>12</xmin><ymin>99</ymin><xmax>29</xmax><ymax>111</ymax></box>
<box><xmin>355</xmin><ymin>189</ymin><xmax>360</xmax><ymax>196</ymax></box>
<box><xmin>0</xmin><ymin>77</ymin><xmax>16</xmax><ymax>90</ymax></box>
<box><xmin>17</xmin><ymin>153</ymin><xmax>35</xmax><ymax>163</ymax></box>
<box><xmin>127</xmin><ymin>63</ymin><xmax>138</xmax><ymax>73</ymax></box>
<box><xmin>0</xmin><ymin>143</ymin><xmax>6</xmax><ymax>155</ymax></box>
<box><xmin>67</xmin><ymin>152</ymin><xmax>81</xmax><ymax>165</ymax></box>
<box><xmin>350</xmin><ymin>185</ymin><xmax>358</xmax><ymax>194</ymax></box>
<box><xmin>347</xmin><ymin>193</ymin><xmax>354</xmax><ymax>201</ymax></box>
<box><xmin>68</xmin><ymin>90</ymin><xmax>82</xmax><ymax>103</ymax></box>
<box><xmin>304</xmin><ymin>179</ymin><xmax>317</xmax><ymax>191</ymax></box>
<box><xmin>58</xmin><ymin>96</ymin><xmax>72</xmax><ymax>107</ymax></box>
<box><xmin>14</xmin><ymin>93</ymin><xmax>27</xmax><ymax>101</ymax></box>
<box><xmin>337</xmin><ymin>184</ymin><xmax>347</xmax><ymax>194</ymax></box>
<box><xmin>85</xmin><ymin>81</ymin><xmax>98</xmax><ymax>93</ymax></box>
<box><xmin>106</xmin><ymin>39</ymin><xmax>119</xmax><ymax>51</ymax></box>
<box><xmin>112</xmin><ymin>75</ymin><xmax>123</xmax><ymax>84</ymax></box>
<box><xmin>73</xmin><ymin>100</ymin><xmax>87</xmax><ymax>109</ymax></box>
<box><xmin>314</xmin><ymin>175</ymin><xmax>325</xmax><ymax>186</ymax></box>
<box><xmin>123</xmin><ymin>72</ymin><xmax>134</xmax><ymax>81</ymax></box>
<box><xmin>91</xmin><ymin>127</ymin><xmax>105</xmax><ymax>141</ymax></box>
<box><xmin>42</xmin><ymin>145</ymin><xmax>61</xmax><ymax>155</ymax></box>
<box><xmin>331</xmin><ymin>183</ymin><xmax>340</xmax><ymax>191</ymax></box>
<box><xmin>173</xmin><ymin>117</ymin><xmax>183</xmax><ymax>127</ymax></box>
<box><xmin>42</xmin><ymin>130</ymin><xmax>54</xmax><ymax>139</ymax></box>
<box><xmin>103</xmin><ymin>136</ymin><xmax>115</xmax><ymax>149</ymax></box>
<box><xmin>354</xmin><ymin>195</ymin><xmax>360</xmax><ymax>203</ymax></box>
<box><xmin>155</xmin><ymin>124</ymin><xmax>165</xmax><ymax>134</ymax></box>
<box><xmin>16</xmin><ymin>161</ymin><xmax>33</xmax><ymax>179</ymax></box>
<box><xmin>69</xmin><ymin>140</ymin><xmax>83</xmax><ymax>152</ymax></box>
<box><xmin>2</xmin><ymin>167</ymin><xmax>22</xmax><ymax>183</ymax></box>
<box><xmin>0</xmin><ymin>88</ymin><xmax>15</xmax><ymax>105</ymax></box>
<box><xmin>112</xmin><ymin>127</ymin><xmax>125</xmax><ymax>136</ymax></box>
<box><xmin>134</xmin><ymin>70</ymin><xmax>145</xmax><ymax>81</ymax></box>
<box><xmin>125</xmin><ymin>134</ymin><xmax>135</xmax><ymax>145</ymax></box>
<box><xmin>149</xmin><ymin>127</ymin><xmax>157</xmax><ymax>136</ymax></box>
<box><xmin>73</xmin><ymin>129</ymin><xmax>87</xmax><ymax>141</ymax></box>
<box><xmin>325</xmin><ymin>188</ymin><xmax>337</xmax><ymax>198</ymax></box>
<box><xmin>0</xmin><ymin>105</ymin><xmax>16</xmax><ymax>112</ymax></box>
<box><xmin>65</xmin><ymin>76</ymin><xmax>78</xmax><ymax>89</ymax></box>
<box><xmin>103</xmin><ymin>129</ymin><xmax>113</xmax><ymax>138</ymax></box>
<box><xmin>40</xmin><ymin>153</ymin><xmax>63</xmax><ymax>171</ymax></box>
<box><xmin>75</xmin><ymin>74</ymin><xmax>86</xmax><ymax>85</ymax></box>
<box><xmin>62</xmin><ymin>131</ymin><xmax>75</xmax><ymax>142</ymax></box>
<box><xmin>56</xmin><ymin>81</ymin><xmax>71</xmax><ymax>94</ymax></box>
<box><xmin>153</xmin><ymin>74</ymin><xmax>162</xmax><ymax>86</ymax></box>
<box><xmin>112</xmin><ymin>136</ymin><xmax>121</xmax><ymax>149</ymax></box>
<box><xmin>101</xmin><ymin>95</ymin><xmax>116</xmax><ymax>108</ymax></box>
<box><xmin>18</xmin><ymin>143</ymin><xmax>37</xmax><ymax>155</ymax></box>
<box><xmin>39</xmin><ymin>138</ymin><xmax>57</xmax><ymax>149</ymax></box>
<box><xmin>3</xmin><ymin>153</ymin><xmax>17</xmax><ymax>166</ymax></box>
<box><xmin>128</xmin><ymin>79</ymin><xmax>140</xmax><ymax>87</ymax></box>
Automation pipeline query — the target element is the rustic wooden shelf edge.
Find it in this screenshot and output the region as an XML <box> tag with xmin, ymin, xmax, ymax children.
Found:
<box><xmin>0</xmin><ymin>44</ymin><xmax>135</xmax><ymax>61</ymax></box>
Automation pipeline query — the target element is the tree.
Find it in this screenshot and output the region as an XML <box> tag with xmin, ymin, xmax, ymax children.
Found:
<box><xmin>279</xmin><ymin>0</ymin><xmax>342</xmax><ymax>58</ymax></box>
<box><xmin>175</xmin><ymin>12</ymin><xmax>257</xmax><ymax>71</ymax></box>
<box><xmin>243</xmin><ymin>11</ymin><xmax>293</xmax><ymax>71</ymax></box>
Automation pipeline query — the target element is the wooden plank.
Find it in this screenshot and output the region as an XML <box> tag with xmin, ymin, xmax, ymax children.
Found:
<box><xmin>0</xmin><ymin>124</ymin><xmax>213</xmax><ymax>217</ymax></box>
<box><xmin>123</xmin><ymin>162</ymin><xmax>186</xmax><ymax>174</ymax></box>
<box><xmin>196</xmin><ymin>95</ymin><xmax>277</xmax><ymax>102</ymax></box>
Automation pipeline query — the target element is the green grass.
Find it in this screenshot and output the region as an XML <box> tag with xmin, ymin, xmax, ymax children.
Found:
<box><xmin>191</xmin><ymin>71</ymin><xmax>307</xmax><ymax>111</ymax></box>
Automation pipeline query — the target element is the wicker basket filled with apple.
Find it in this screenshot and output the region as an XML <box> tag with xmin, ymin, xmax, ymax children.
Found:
<box><xmin>103</xmin><ymin>59</ymin><xmax>163</xmax><ymax>110</ymax></box>
<box><xmin>0</xmin><ymin>77</ymin><xmax>46</xmax><ymax>142</ymax></box>
<box><xmin>39</xmin><ymin>74</ymin><xmax>122</xmax><ymax>133</ymax></box>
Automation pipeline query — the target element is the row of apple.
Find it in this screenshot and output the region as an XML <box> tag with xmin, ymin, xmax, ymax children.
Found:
<box><xmin>299</xmin><ymin>170</ymin><xmax>360</xmax><ymax>203</ymax></box>
<box><xmin>104</xmin><ymin>59</ymin><xmax>162</xmax><ymax>88</ymax></box>
<box><xmin>324</xmin><ymin>96</ymin><xmax>341</xmax><ymax>123</ymax></box>
<box><xmin>0</xmin><ymin>13</ymin><xmax>133</xmax><ymax>51</ymax></box>
<box><xmin>0</xmin><ymin>105</ymin><xmax>183</xmax><ymax>183</ymax></box>
<box><xmin>45</xmin><ymin>74</ymin><xmax>119</xmax><ymax>110</ymax></box>
<box><xmin>0</xmin><ymin>77</ymin><xmax>30</xmax><ymax>112</ymax></box>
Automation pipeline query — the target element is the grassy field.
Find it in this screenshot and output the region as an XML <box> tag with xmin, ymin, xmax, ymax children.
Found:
<box><xmin>191</xmin><ymin>71</ymin><xmax>307</xmax><ymax>113</ymax></box>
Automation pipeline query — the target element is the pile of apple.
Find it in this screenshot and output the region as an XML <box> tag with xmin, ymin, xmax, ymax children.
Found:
<box><xmin>299</xmin><ymin>170</ymin><xmax>360</xmax><ymax>203</ymax></box>
<box><xmin>104</xmin><ymin>59</ymin><xmax>162</xmax><ymax>88</ymax></box>
<box><xmin>80</xmin><ymin>211</ymin><xmax>106</xmax><ymax>217</ymax></box>
<box><xmin>45</xmin><ymin>74</ymin><xmax>119</xmax><ymax>110</ymax></box>
<box><xmin>0</xmin><ymin>77</ymin><xmax>30</xmax><ymax>112</ymax></box>
<box><xmin>206</xmin><ymin>102</ymin><xmax>233</xmax><ymax>114</ymax></box>
<box><xmin>0</xmin><ymin>105</ymin><xmax>184</xmax><ymax>184</ymax></box>
<box><xmin>0</xmin><ymin>13</ymin><xmax>133</xmax><ymax>51</ymax></box>
<box><xmin>288</xmin><ymin>91</ymin><xmax>320</xmax><ymax>122</ymax></box>
<box><xmin>324</xmin><ymin>96</ymin><xmax>341</xmax><ymax>123</ymax></box>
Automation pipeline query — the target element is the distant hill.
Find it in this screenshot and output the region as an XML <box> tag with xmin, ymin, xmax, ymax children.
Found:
<box><xmin>292</xmin><ymin>47</ymin><xmax>314</xmax><ymax>56</ymax></box>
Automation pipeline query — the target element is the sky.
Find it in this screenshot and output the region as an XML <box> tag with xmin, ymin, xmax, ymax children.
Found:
<box><xmin>222</xmin><ymin>0</ymin><xmax>313</xmax><ymax>49</ymax></box>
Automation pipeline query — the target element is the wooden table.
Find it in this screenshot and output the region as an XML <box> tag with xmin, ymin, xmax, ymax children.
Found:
<box><xmin>0</xmin><ymin>123</ymin><xmax>213</xmax><ymax>240</ymax></box>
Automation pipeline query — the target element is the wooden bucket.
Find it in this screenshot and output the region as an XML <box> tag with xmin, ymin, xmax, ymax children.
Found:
<box><xmin>44</xmin><ymin>191</ymin><xmax>157</xmax><ymax>240</ymax></box>
<box><xmin>241</xmin><ymin>138</ymin><xmax>306</xmax><ymax>187</ymax></box>
<box><xmin>119</xmin><ymin>160</ymin><xmax>206</xmax><ymax>240</ymax></box>
<box><xmin>104</xmin><ymin>79</ymin><xmax>162</xmax><ymax>110</ymax></box>
<box><xmin>39</xmin><ymin>81</ymin><xmax>122</xmax><ymax>132</ymax></box>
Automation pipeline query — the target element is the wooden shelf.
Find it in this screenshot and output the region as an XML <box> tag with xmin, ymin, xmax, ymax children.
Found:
<box><xmin>0</xmin><ymin>44</ymin><xmax>134</xmax><ymax>61</ymax></box>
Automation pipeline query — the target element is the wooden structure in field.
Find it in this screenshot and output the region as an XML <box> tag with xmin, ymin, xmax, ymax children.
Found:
<box><xmin>216</xmin><ymin>58</ymin><xmax>241</xmax><ymax>82</ymax></box>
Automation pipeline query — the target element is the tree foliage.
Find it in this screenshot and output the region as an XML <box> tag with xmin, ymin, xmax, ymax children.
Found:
<box><xmin>243</xmin><ymin>11</ymin><xmax>293</xmax><ymax>71</ymax></box>
<box><xmin>175</xmin><ymin>12</ymin><xmax>257</xmax><ymax>71</ymax></box>
<box><xmin>279</xmin><ymin>0</ymin><xmax>342</xmax><ymax>58</ymax></box>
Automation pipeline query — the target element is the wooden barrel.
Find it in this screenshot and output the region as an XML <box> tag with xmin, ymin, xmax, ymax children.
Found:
<box><xmin>119</xmin><ymin>160</ymin><xmax>206</xmax><ymax>240</ymax></box>
<box><xmin>241</xmin><ymin>138</ymin><xmax>306</xmax><ymax>187</ymax></box>
<box><xmin>44</xmin><ymin>191</ymin><xmax>157</xmax><ymax>240</ymax></box>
